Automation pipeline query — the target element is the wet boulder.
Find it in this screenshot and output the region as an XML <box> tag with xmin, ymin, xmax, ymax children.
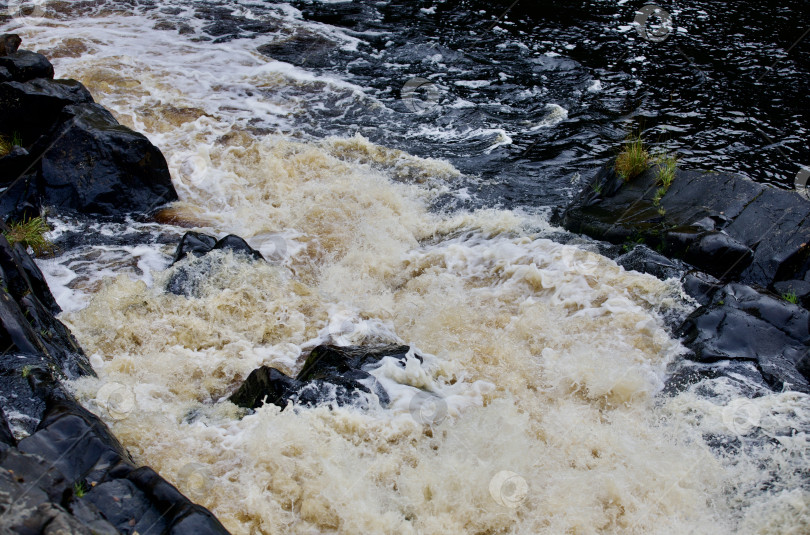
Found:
<box><xmin>0</xmin><ymin>34</ymin><xmax>22</xmax><ymax>56</ymax></box>
<box><xmin>171</xmin><ymin>232</ymin><xmax>263</xmax><ymax>265</ymax></box>
<box><xmin>0</xmin><ymin>38</ymin><xmax>178</xmax><ymax>219</ymax></box>
<box><xmin>229</xmin><ymin>344</ymin><xmax>417</xmax><ymax>410</ymax></box>
<box><xmin>677</xmin><ymin>283</ymin><xmax>810</xmax><ymax>393</ymax></box>
<box><xmin>167</xmin><ymin>232</ymin><xmax>264</xmax><ymax>297</ymax></box>
<box><xmin>172</xmin><ymin>231</ymin><xmax>219</xmax><ymax>263</ymax></box>
<box><xmin>38</xmin><ymin>103</ymin><xmax>177</xmax><ymax>215</ymax></box>
<box><xmin>615</xmin><ymin>244</ymin><xmax>685</xmax><ymax>281</ymax></box>
<box><xmin>0</xmin><ymin>49</ymin><xmax>54</xmax><ymax>82</ymax></box>
<box><xmin>0</xmin><ymin>77</ymin><xmax>94</xmax><ymax>144</ymax></box>
<box><xmin>555</xmin><ymin>163</ymin><xmax>810</xmax><ymax>289</ymax></box>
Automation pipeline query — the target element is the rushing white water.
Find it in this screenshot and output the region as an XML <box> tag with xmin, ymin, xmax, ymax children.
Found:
<box><xmin>5</xmin><ymin>2</ymin><xmax>809</xmax><ymax>534</ymax></box>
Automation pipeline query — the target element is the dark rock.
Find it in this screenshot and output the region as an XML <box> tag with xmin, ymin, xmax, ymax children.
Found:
<box><xmin>230</xmin><ymin>345</ymin><xmax>417</xmax><ymax>410</ymax></box>
<box><xmin>556</xmin><ymin>164</ymin><xmax>810</xmax><ymax>288</ymax></box>
<box><xmin>172</xmin><ymin>231</ymin><xmax>218</xmax><ymax>264</ymax></box>
<box><xmin>0</xmin><ymin>235</ymin><xmax>92</xmax><ymax>379</ymax></box>
<box><xmin>0</xmin><ymin>406</ymin><xmax>14</xmax><ymax>446</ymax></box>
<box><xmin>228</xmin><ymin>366</ymin><xmax>300</xmax><ymax>409</ymax></box>
<box><xmin>0</xmin><ymin>378</ymin><xmax>230</xmax><ymax>534</ymax></box>
<box><xmin>663</xmin><ymin>360</ymin><xmax>772</xmax><ymax>399</ymax></box>
<box><xmin>0</xmin><ymin>66</ymin><xmax>10</xmax><ymax>82</ymax></box>
<box><xmin>677</xmin><ymin>283</ymin><xmax>810</xmax><ymax>393</ymax></box>
<box><xmin>39</xmin><ymin>103</ymin><xmax>177</xmax><ymax>215</ymax></box>
<box><xmin>615</xmin><ymin>244</ymin><xmax>685</xmax><ymax>280</ymax></box>
<box><xmin>84</xmin><ymin>478</ymin><xmax>169</xmax><ymax>534</ymax></box>
<box><xmin>212</xmin><ymin>235</ymin><xmax>264</xmax><ymax>261</ymax></box>
<box><xmin>730</xmin><ymin>187</ymin><xmax>810</xmax><ymax>288</ymax></box>
<box><xmin>257</xmin><ymin>30</ymin><xmax>337</xmax><ymax>68</ymax></box>
<box><xmin>681</xmin><ymin>270</ymin><xmax>724</xmax><ymax>305</ymax></box>
<box><xmin>167</xmin><ymin>233</ymin><xmax>264</xmax><ymax>297</ymax></box>
<box><xmin>0</xmin><ymin>50</ymin><xmax>54</xmax><ymax>82</ymax></box>
<box><xmin>0</xmin><ymin>77</ymin><xmax>94</xmax><ymax>143</ymax></box>
<box><xmin>126</xmin><ymin>466</ymin><xmax>230</xmax><ymax>534</ymax></box>
<box><xmin>0</xmin><ymin>168</ymin><xmax>39</xmax><ymax>222</ymax></box>
<box><xmin>683</xmin><ymin>231</ymin><xmax>753</xmax><ymax>280</ymax></box>
<box><xmin>774</xmin><ymin>280</ymin><xmax>810</xmax><ymax>308</ymax></box>
<box><xmin>0</xmin><ymin>34</ymin><xmax>22</xmax><ymax>56</ymax></box>
<box><xmin>0</xmin><ymin>145</ymin><xmax>32</xmax><ymax>188</ymax></box>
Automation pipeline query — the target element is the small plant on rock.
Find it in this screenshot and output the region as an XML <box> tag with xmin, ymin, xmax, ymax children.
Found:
<box><xmin>3</xmin><ymin>217</ymin><xmax>53</xmax><ymax>256</ymax></box>
<box><xmin>615</xmin><ymin>135</ymin><xmax>649</xmax><ymax>181</ymax></box>
<box><xmin>0</xmin><ymin>132</ymin><xmax>22</xmax><ymax>157</ymax></box>
<box><xmin>73</xmin><ymin>481</ymin><xmax>88</xmax><ymax>498</ymax></box>
<box><xmin>782</xmin><ymin>290</ymin><xmax>799</xmax><ymax>305</ymax></box>
<box><xmin>655</xmin><ymin>153</ymin><xmax>678</xmax><ymax>189</ymax></box>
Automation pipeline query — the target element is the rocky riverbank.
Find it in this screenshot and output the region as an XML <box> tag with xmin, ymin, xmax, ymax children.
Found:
<box><xmin>0</xmin><ymin>36</ymin><xmax>226</xmax><ymax>534</ymax></box>
<box><xmin>553</xmin><ymin>160</ymin><xmax>810</xmax><ymax>395</ymax></box>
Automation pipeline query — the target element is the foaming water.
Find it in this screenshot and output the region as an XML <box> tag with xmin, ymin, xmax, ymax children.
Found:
<box><xmin>5</xmin><ymin>3</ymin><xmax>809</xmax><ymax>534</ymax></box>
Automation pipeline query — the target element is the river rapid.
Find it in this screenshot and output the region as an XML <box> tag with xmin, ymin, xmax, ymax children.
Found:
<box><xmin>3</xmin><ymin>1</ymin><xmax>809</xmax><ymax>533</ymax></box>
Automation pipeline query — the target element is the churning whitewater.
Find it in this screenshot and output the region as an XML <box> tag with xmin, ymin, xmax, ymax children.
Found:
<box><xmin>4</xmin><ymin>2</ymin><xmax>808</xmax><ymax>534</ymax></box>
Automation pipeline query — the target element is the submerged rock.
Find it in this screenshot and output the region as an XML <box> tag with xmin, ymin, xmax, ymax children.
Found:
<box><xmin>230</xmin><ymin>344</ymin><xmax>416</xmax><ymax>410</ymax></box>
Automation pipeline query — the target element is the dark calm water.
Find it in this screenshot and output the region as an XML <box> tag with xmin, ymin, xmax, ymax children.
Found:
<box><xmin>176</xmin><ymin>0</ymin><xmax>810</xmax><ymax>209</ymax></box>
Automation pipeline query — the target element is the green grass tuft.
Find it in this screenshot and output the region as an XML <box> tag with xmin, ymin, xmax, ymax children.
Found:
<box><xmin>0</xmin><ymin>132</ymin><xmax>22</xmax><ymax>157</ymax></box>
<box><xmin>73</xmin><ymin>481</ymin><xmax>88</xmax><ymax>498</ymax></box>
<box><xmin>3</xmin><ymin>217</ymin><xmax>53</xmax><ymax>256</ymax></box>
<box><xmin>615</xmin><ymin>136</ymin><xmax>650</xmax><ymax>182</ymax></box>
<box><xmin>655</xmin><ymin>153</ymin><xmax>678</xmax><ymax>189</ymax></box>
<box><xmin>782</xmin><ymin>290</ymin><xmax>799</xmax><ymax>305</ymax></box>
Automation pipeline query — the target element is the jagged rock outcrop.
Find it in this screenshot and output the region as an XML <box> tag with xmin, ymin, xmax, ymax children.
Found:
<box><xmin>557</xmin><ymin>161</ymin><xmax>810</xmax><ymax>395</ymax></box>
<box><xmin>554</xmin><ymin>164</ymin><xmax>810</xmax><ymax>288</ymax></box>
<box><xmin>0</xmin><ymin>34</ymin><xmax>177</xmax><ymax>219</ymax></box>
